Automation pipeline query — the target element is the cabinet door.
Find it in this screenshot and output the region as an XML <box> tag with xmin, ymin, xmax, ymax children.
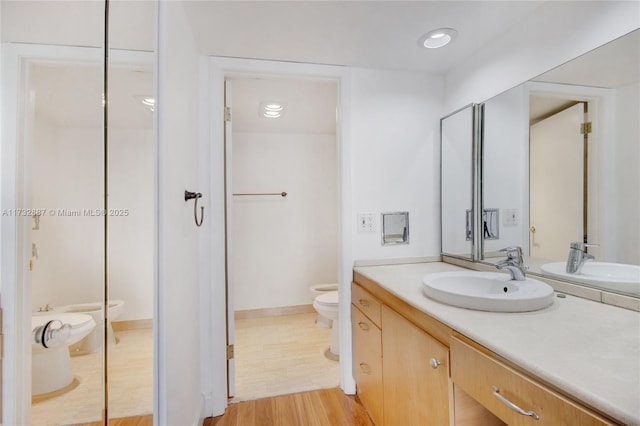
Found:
<box><xmin>352</xmin><ymin>304</ymin><xmax>383</xmax><ymax>425</ymax></box>
<box><xmin>382</xmin><ymin>305</ymin><xmax>450</xmax><ymax>426</ymax></box>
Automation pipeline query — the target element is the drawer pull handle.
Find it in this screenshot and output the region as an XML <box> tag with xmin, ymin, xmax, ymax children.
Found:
<box><xmin>359</xmin><ymin>363</ymin><xmax>372</xmax><ymax>375</ymax></box>
<box><xmin>429</xmin><ymin>358</ymin><xmax>441</xmax><ymax>369</ymax></box>
<box><xmin>358</xmin><ymin>299</ymin><xmax>370</xmax><ymax>307</ymax></box>
<box><xmin>358</xmin><ymin>322</ymin><xmax>370</xmax><ymax>331</ymax></box>
<box><xmin>492</xmin><ymin>386</ymin><xmax>540</xmax><ymax>420</ymax></box>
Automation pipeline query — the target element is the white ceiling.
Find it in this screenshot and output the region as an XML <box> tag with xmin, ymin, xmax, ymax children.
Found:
<box><xmin>230</xmin><ymin>77</ymin><xmax>337</xmax><ymax>134</ymax></box>
<box><xmin>12</xmin><ymin>2</ymin><xmax>637</xmax><ymax>134</ymax></box>
<box><xmin>183</xmin><ymin>1</ymin><xmax>545</xmax><ymax>73</ymax></box>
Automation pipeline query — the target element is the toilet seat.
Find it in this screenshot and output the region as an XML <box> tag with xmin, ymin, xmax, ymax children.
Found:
<box><xmin>314</xmin><ymin>290</ymin><xmax>339</xmax><ymax>307</ymax></box>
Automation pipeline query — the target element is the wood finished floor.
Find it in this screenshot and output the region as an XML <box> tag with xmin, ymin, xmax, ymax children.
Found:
<box><xmin>75</xmin><ymin>415</ymin><xmax>152</xmax><ymax>426</ymax></box>
<box><xmin>76</xmin><ymin>389</ymin><xmax>373</xmax><ymax>426</ymax></box>
<box><xmin>205</xmin><ymin>388</ymin><xmax>374</xmax><ymax>426</ymax></box>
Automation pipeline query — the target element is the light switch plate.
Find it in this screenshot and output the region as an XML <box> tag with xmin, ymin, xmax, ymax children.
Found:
<box><xmin>357</xmin><ymin>213</ymin><xmax>376</xmax><ymax>233</ymax></box>
<box><xmin>503</xmin><ymin>209</ymin><xmax>519</xmax><ymax>226</ymax></box>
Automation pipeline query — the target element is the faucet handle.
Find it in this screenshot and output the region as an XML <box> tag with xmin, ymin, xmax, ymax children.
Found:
<box><xmin>569</xmin><ymin>242</ymin><xmax>599</xmax><ymax>251</ymax></box>
<box><xmin>498</xmin><ymin>246</ymin><xmax>523</xmax><ymax>259</ymax></box>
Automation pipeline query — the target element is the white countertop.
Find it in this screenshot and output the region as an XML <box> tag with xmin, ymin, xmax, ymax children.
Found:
<box><xmin>354</xmin><ymin>262</ymin><xmax>640</xmax><ymax>425</ymax></box>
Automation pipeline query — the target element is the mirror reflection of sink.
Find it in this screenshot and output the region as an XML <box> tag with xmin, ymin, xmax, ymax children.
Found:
<box><xmin>540</xmin><ymin>262</ymin><xmax>640</xmax><ymax>295</ymax></box>
<box><xmin>422</xmin><ymin>271</ymin><xmax>554</xmax><ymax>312</ymax></box>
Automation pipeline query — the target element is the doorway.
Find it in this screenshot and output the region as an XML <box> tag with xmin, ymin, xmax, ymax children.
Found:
<box><xmin>529</xmin><ymin>96</ymin><xmax>594</xmax><ymax>261</ymax></box>
<box><xmin>224</xmin><ymin>75</ymin><xmax>340</xmax><ymax>401</ymax></box>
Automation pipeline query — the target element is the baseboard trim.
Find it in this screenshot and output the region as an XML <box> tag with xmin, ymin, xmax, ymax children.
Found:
<box><xmin>235</xmin><ymin>304</ymin><xmax>315</xmax><ymax>320</ymax></box>
<box><xmin>112</xmin><ymin>319</ymin><xmax>153</xmax><ymax>331</ymax></box>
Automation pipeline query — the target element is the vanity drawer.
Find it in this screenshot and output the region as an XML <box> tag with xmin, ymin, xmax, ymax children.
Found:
<box><xmin>352</xmin><ymin>282</ymin><xmax>382</xmax><ymax>327</ymax></box>
<box><xmin>351</xmin><ymin>304</ymin><xmax>383</xmax><ymax>426</ymax></box>
<box><xmin>450</xmin><ymin>337</ymin><xmax>614</xmax><ymax>426</ymax></box>
<box><xmin>352</xmin><ymin>303</ymin><xmax>381</xmax><ymax>358</ymax></box>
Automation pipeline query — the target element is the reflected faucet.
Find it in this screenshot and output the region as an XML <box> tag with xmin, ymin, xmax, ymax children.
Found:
<box><xmin>566</xmin><ymin>242</ymin><xmax>597</xmax><ymax>274</ymax></box>
<box><xmin>496</xmin><ymin>246</ymin><xmax>528</xmax><ymax>281</ymax></box>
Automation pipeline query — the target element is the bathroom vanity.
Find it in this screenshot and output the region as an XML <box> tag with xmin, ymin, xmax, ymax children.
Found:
<box><xmin>351</xmin><ymin>262</ymin><xmax>640</xmax><ymax>426</ymax></box>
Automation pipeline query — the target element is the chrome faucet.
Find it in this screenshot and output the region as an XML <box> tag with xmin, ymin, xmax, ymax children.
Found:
<box><xmin>566</xmin><ymin>242</ymin><xmax>596</xmax><ymax>274</ymax></box>
<box><xmin>496</xmin><ymin>246</ymin><xmax>527</xmax><ymax>281</ymax></box>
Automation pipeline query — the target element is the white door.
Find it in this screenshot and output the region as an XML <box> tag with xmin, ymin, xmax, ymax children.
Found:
<box><xmin>530</xmin><ymin>102</ymin><xmax>585</xmax><ymax>261</ymax></box>
<box><xmin>224</xmin><ymin>79</ymin><xmax>236</xmax><ymax>398</ymax></box>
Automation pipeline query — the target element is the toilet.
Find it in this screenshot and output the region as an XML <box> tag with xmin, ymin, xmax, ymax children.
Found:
<box><xmin>32</xmin><ymin>313</ymin><xmax>96</xmax><ymax>396</ymax></box>
<box><xmin>53</xmin><ymin>300</ymin><xmax>124</xmax><ymax>354</ymax></box>
<box><xmin>309</xmin><ymin>284</ymin><xmax>338</xmax><ymax>327</ymax></box>
<box><xmin>312</xmin><ymin>290</ymin><xmax>340</xmax><ymax>360</ymax></box>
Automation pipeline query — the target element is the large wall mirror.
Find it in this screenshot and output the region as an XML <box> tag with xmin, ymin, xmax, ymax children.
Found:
<box><xmin>441</xmin><ymin>104</ymin><xmax>482</xmax><ymax>260</ymax></box>
<box><xmin>1</xmin><ymin>1</ymin><xmax>156</xmax><ymax>423</ymax></box>
<box><xmin>480</xmin><ymin>29</ymin><xmax>639</xmax><ymax>298</ymax></box>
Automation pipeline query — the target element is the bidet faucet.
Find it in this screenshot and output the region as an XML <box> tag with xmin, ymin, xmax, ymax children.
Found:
<box><xmin>37</xmin><ymin>304</ymin><xmax>52</xmax><ymax>312</ymax></box>
<box><xmin>495</xmin><ymin>246</ymin><xmax>528</xmax><ymax>281</ymax></box>
<box><xmin>566</xmin><ymin>242</ymin><xmax>597</xmax><ymax>274</ymax></box>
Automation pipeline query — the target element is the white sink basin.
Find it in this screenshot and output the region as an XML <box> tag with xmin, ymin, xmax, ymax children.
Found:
<box><xmin>541</xmin><ymin>262</ymin><xmax>640</xmax><ymax>295</ymax></box>
<box><xmin>422</xmin><ymin>271</ymin><xmax>554</xmax><ymax>312</ymax></box>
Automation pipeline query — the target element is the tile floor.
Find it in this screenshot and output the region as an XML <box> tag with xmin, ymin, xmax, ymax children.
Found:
<box><xmin>31</xmin><ymin>328</ymin><xmax>153</xmax><ymax>426</ymax></box>
<box><xmin>232</xmin><ymin>312</ymin><xmax>341</xmax><ymax>402</ymax></box>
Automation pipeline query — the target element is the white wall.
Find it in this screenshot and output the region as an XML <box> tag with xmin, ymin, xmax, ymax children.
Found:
<box><xmin>232</xmin><ymin>132</ymin><xmax>337</xmax><ymax>311</ymax></box>
<box><xmin>613</xmin><ymin>81</ymin><xmax>640</xmax><ymax>264</ymax></box>
<box><xmin>350</xmin><ymin>67</ymin><xmax>443</xmax><ymax>261</ymax></box>
<box><xmin>108</xmin><ymin>128</ymin><xmax>154</xmax><ymax>320</ymax></box>
<box><xmin>30</xmin><ymin>125</ymin><xmax>154</xmax><ymax>321</ymax></box>
<box><xmin>157</xmin><ymin>2</ymin><xmax>203</xmax><ymax>424</ymax></box>
<box><xmin>444</xmin><ymin>1</ymin><xmax>640</xmax><ymax>112</ymax></box>
<box><xmin>30</xmin><ymin>126</ymin><xmax>104</xmax><ymax>308</ymax></box>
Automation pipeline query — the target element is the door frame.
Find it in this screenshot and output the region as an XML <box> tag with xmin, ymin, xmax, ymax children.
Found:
<box><xmin>0</xmin><ymin>43</ymin><xmax>156</xmax><ymax>425</ymax></box>
<box><xmin>526</xmin><ymin>82</ymin><xmax>613</xmax><ymax>259</ymax></box>
<box><xmin>529</xmin><ymin>102</ymin><xmax>586</xmax><ymax>259</ymax></box>
<box><xmin>203</xmin><ymin>56</ymin><xmax>353</xmax><ymax>415</ymax></box>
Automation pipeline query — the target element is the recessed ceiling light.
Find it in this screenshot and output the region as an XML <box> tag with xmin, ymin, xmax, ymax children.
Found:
<box><xmin>260</xmin><ymin>101</ymin><xmax>286</xmax><ymax>119</ymax></box>
<box><xmin>418</xmin><ymin>28</ymin><xmax>458</xmax><ymax>49</ymax></box>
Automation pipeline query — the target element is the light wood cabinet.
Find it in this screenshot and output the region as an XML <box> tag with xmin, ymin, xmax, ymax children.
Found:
<box><xmin>352</xmin><ymin>271</ymin><xmax>621</xmax><ymax>426</ymax></box>
<box><xmin>450</xmin><ymin>336</ymin><xmax>614</xmax><ymax>426</ymax></box>
<box><xmin>351</xmin><ymin>284</ymin><xmax>384</xmax><ymax>425</ymax></box>
<box><xmin>381</xmin><ymin>305</ymin><xmax>450</xmax><ymax>426</ymax></box>
<box><xmin>352</xmin><ymin>282</ymin><xmax>382</xmax><ymax>327</ymax></box>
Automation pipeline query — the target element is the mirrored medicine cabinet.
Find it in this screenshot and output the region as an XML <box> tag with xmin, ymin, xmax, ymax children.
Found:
<box><xmin>441</xmin><ymin>29</ymin><xmax>640</xmax><ymax>299</ymax></box>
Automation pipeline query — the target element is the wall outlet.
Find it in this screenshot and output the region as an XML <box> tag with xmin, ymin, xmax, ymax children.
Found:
<box><xmin>357</xmin><ymin>213</ymin><xmax>376</xmax><ymax>233</ymax></box>
<box><xmin>503</xmin><ymin>209</ymin><xmax>519</xmax><ymax>226</ymax></box>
